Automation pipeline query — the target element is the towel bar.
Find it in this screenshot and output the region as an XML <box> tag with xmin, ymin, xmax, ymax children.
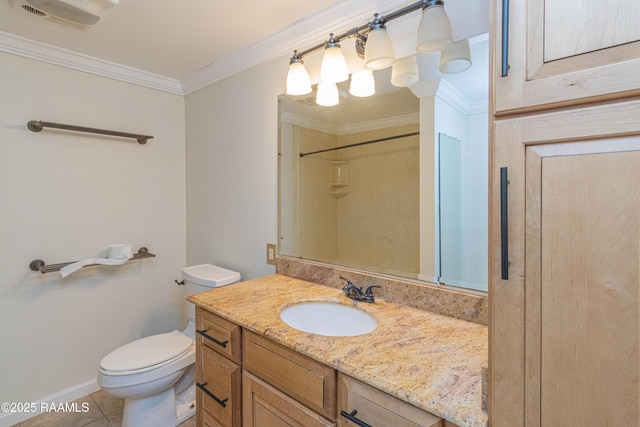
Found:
<box><xmin>29</xmin><ymin>247</ymin><xmax>156</xmax><ymax>274</ymax></box>
<box><xmin>28</xmin><ymin>120</ymin><xmax>153</xmax><ymax>144</ymax></box>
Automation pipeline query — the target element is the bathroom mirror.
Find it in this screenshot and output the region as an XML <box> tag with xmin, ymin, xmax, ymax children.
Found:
<box><xmin>278</xmin><ymin>34</ymin><xmax>488</xmax><ymax>292</ymax></box>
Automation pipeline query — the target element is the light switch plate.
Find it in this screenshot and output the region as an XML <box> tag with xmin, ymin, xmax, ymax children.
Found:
<box><xmin>266</xmin><ymin>243</ymin><xmax>276</xmax><ymax>265</ymax></box>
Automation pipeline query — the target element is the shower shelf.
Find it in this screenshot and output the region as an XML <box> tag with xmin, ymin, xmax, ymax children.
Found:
<box><xmin>329</xmin><ymin>161</ymin><xmax>349</xmax><ymax>198</ymax></box>
<box><xmin>29</xmin><ymin>247</ymin><xmax>156</xmax><ymax>274</ymax></box>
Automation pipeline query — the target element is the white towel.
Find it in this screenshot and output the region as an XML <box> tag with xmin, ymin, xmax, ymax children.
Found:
<box><xmin>59</xmin><ymin>244</ymin><xmax>132</xmax><ymax>278</ymax></box>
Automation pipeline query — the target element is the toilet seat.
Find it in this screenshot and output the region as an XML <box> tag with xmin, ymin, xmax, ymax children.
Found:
<box><xmin>100</xmin><ymin>331</ymin><xmax>193</xmax><ymax>376</ymax></box>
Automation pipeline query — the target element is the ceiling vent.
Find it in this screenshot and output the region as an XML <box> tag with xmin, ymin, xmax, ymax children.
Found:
<box><xmin>8</xmin><ymin>0</ymin><xmax>119</xmax><ymax>29</ymax></box>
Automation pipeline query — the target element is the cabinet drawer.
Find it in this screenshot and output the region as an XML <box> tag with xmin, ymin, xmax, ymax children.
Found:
<box><xmin>243</xmin><ymin>372</ymin><xmax>336</xmax><ymax>427</ymax></box>
<box><xmin>196</xmin><ymin>307</ymin><xmax>241</xmax><ymax>363</ymax></box>
<box><xmin>198</xmin><ymin>345</ymin><xmax>241</xmax><ymax>427</ymax></box>
<box><xmin>243</xmin><ymin>330</ymin><xmax>336</xmax><ymax>420</ymax></box>
<box><xmin>338</xmin><ymin>374</ymin><xmax>443</xmax><ymax>427</ymax></box>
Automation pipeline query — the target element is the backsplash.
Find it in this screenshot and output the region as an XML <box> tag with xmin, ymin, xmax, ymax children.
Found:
<box><xmin>275</xmin><ymin>257</ymin><xmax>488</xmax><ymax>326</ymax></box>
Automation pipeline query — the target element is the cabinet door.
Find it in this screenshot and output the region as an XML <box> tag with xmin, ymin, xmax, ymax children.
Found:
<box><xmin>528</xmin><ymin>141</ymin><xmax>640</xmax><ymax>427</ymax></box>
<box><xmin>243</xmin><ymin>372</ymin><xmax>335</xmax><ymax>427</ymax></box>
<box><xmin>493</xmin><ymin>0</ymin><xmax>640</xmax><ymax>114</ymax></box>
<box><xmin>490</xmin><ymin>100</ymin><xmax>640</xmax><ymax>426</ymax></box>
<box><xmin>197</xmin><ymin>345</ymin><xmax>242</xmax><ymax>427</ymax></box>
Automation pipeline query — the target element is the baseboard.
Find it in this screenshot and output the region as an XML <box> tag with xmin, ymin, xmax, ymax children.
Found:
<box><xmin>0</xmin><ymin>378</ymin><xmax>100</xmax><ymax>427</ymax></box>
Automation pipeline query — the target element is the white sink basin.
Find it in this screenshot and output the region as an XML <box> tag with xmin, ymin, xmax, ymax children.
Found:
<box><xmin>280</xmin><ymin>301</ymin><xmax>378</xmax><ymax>337</ymax></box>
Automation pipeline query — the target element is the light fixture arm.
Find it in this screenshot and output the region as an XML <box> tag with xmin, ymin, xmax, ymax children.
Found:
<box><xmin>421</xmin><ymin>0</ymin><xmax>444</xmax><ymax>11</ymax></box>
<box><xmin>354</xmin><ymin>32</ymin><xmax>367</xmax><ymax>59</ymax></box>
<box><xmin>324</xmin><ymin>33</ymin><xmax>341</xmax><ymax>49</ymax></box>
<box><xmin>289</xmin><ymin>0</ymin><xmax>425</xmax><ymax>61</ymax></box>
<box><xmin>369</xmin><ymin>13</ymin><xmax>386</xmax><ymax>31</ymax></box>
<box><xmin>289</xmin><ymin>50</ymin><xmax>303</xmax><ymax>65</ymax></box>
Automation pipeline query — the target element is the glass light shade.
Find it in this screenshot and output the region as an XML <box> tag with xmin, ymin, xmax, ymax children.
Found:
<box><xmin>439</xmin><ymin>39</ymin><xmax>472</xmax><ymax>74</ymax></box>
<box><xmin>391</xmin><ymin>55</ymin><xmax>420</xmax><ymax>87</ymax></box>
<box><xmin>316</xmin><ymin>82</ymin><xmax>339</xmax><ymax>106</ymax></box>
<box><xmin>286</xmin><ymin>62</ymin><xmax>312</xmax><ymax>95</ymax></box>
<box><xmin>320</xmin><ymin>46</ymin><xmax>349</xmax><ymax>84</ymax></box>
<box><xmin>364</xmin><ymin>28</ymin><xmax>395</xmax><ymax>70</ymax></box>
<box><xmin>349</xmin><ymin>69</ymin><xmax>375</xmax><ymax>97</ymax></box>
<box><xmin>416</xmin><ymin>4</ymin><xmax>453</xmax><ymax>53</ymax></box>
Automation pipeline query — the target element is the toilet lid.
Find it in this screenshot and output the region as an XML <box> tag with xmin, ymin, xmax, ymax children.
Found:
<box><xmin>100</xmin><ymin>331</ymin><xmax>192</xmax><ymax>372</ymax></box>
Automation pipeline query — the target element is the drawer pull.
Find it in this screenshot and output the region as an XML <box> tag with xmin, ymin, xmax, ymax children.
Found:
<box><xmin>340</xmin><ymin>409</ymin><xmax>372</xmax><ymax>427</ymax></box>
<box><xmin>196</xmin><ymin>329</ymin><xmax>228</xmax><ymax>348</ymax></box>
<box><xmin>500</xmin><ymin>0</ymin><xmax>510</xmax><ymax>76</ymax></box>
<box><xmin>500</xmin><ymin>167</ymin><xmax>509</xmax><ymax>280</ymax></box>
<box><xmin>196</xmin><ymin>382</ymin><xmax>228</xmax><ymax>408</ymax></box>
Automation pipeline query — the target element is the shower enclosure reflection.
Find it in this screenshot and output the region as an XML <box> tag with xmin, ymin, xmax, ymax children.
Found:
<box><xmin>280</xmin><ymin>104</ymin><xmax>420</xmax><ymax>277</ymax></box>
<box><xmin>437</xmin><ymin>133</ymin><xmax>487</xmax><ymax>290</ymax></box>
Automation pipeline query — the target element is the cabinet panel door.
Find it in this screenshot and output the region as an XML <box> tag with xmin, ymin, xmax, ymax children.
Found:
<box><xmin>493</xmin><ymin>0</ymin><xmax>640</xmax><ymax>114</ymax></box>
<box><xmin>490</xmin><ymin>100</ymin><xmax>640</xmax><ymax>427</ymax></box>
<box><xmin>198</xmin><ymin>345</ymin><xmax>242</xmax><ymax>427</ymax></box>
<box><xmin>527</xmin><ymin>143</ymin><xmax>640</xmax><ymax>427</ymax></box>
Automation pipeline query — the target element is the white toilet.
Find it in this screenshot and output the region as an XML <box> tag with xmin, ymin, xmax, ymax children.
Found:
<box><xmin>97</xmin><ymin>264</ymin><xmax>241</xmax><ymax>427</ymax></box>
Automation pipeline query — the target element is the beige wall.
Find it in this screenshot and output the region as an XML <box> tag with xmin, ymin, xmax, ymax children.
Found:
<box><xmin>185</xmin><ymin>58</ymin><xmax>284</xmax><ymax>280</ymax></box>
<box><xmin>0</xmin><ymin>51</ymin><xmax>186</xmax><ymax>417</ymax></box>
<box><xmin>295</xmin><ymin>127</ymin><xmax>338</xmax><ymax>262</ymax></box>
<box><xmin>336</xmin><ymin>124</ymin><xmax>420</xmax><ymax>276</ymax></box>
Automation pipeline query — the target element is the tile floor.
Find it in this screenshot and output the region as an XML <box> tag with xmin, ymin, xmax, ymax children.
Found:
<box><xmin>12</xmin><ymin>390</ymin><xmax>195</xmax><ymax>427</ymax></box>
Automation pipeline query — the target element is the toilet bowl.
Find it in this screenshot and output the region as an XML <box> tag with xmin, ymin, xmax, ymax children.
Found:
<box><xmin>97</xmin><ymin>264</ymin><xmax>241</xmax><ymax>427</ymax></box>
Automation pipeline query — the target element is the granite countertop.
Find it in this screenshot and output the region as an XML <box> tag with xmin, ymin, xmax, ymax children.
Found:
<box><xmin>188</xmin><ymin>274</ymin><xmax>488</xmax><ymax>427</ymax></box>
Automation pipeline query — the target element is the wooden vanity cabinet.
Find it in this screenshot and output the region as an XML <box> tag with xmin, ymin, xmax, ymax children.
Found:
<box><xmin>196</xmin><ymin>307</ymin><xmax>242</xmax><ymax>427</ymax></box>
<box><xmin>490</xmin><ymin>0</ymin><xmax>640</xmax><ymax>423</ymax></box>
<box><xmin>195</xmin><ymin>308</ymin><xmax>464</xmax><ymax>427</ymax></box>
<box><xmin>337</xmin><ymin>374</ymin><xmax>445</xmax><ymax>427</ymax></box>
<box><xmin>490</xmin><ymin>101</ymin><xmax>640</xmax><ymax>426</ymax></box>
<box><xmin>493</xmin><ymin>0</ymin><xmax>640</xmax><ymax>115</ymax></box>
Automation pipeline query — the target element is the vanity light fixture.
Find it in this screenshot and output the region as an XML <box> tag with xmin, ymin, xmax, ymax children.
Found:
<box><xmin>286</xmin><ymin>50</ymin><xmax>312</xmax><ymax>95</ymax></box>
<box><xmin>316</xmin><ymin>82</ymin><xmax>340</xmax><ymax>106</ymax></box>
<box><xmin>364</xmin><ymin>14</ymin><xmax>395</xmax><ymax>70</ymax></box>
<box><xmin>320</xmin><ymin>33</ymin><xmax>349</xmax><ymax>84</ymax></box>
<box><xmin>391</xmin><ymin>55</ymin><xmax>420</xmax><ymax>87</ymax></box>
<box><xmin>286</xmin><ymin>0</ymin><xmax>459</xmax><ymax>106</ymax></box>
<box><xmin>349</xmin><ymin>69</ymin><xmax>376</xmax><ymax>97</ymax></box>
<box><xmin>416</xmin><ymin>0</ymin><xmax>453</xmax><ymax>53</ymax></box>
<box><xmin>439</xmin><ymin>39</ymin><xmax>472</xmax><ymax>74</ymax></box>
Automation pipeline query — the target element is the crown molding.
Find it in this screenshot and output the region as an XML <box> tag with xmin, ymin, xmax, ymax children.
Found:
<box><xmin>410</xmin><ymin>78</ymin><xmax>488</xmax><ymax>115</ymax></box>
<box><xmin>436</xmin><ymin>79</ymin><xmax>488</xmax><ymax>115</ymax></box>
<box><xmin>280</xmin><ymin>112</ymin><xmax>339</xmax><ymax>135</ymax></box>
<box><xmin>338</xmin><ymin>112</ymin><xmax>419</xmax><ymax>135</ymax></box>
<box><xmin>281</xmin><ymin>111</ymin><xmax>419</xmax><ymax>135</ymax></box>
<box><xmin>0</xmin><ymin>30</ymin><xmax>184</xmax><ymax>95</ymax></box>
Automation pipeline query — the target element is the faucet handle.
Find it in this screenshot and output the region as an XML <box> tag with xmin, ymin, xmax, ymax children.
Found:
<box><xmin>363</xmin><ymin>285</ymin><xmax>381</xmax><ymax>303</ymax></box>
<box><xmin>339</xmin><ymin>276</ymin><xmax>354</xmax><ymax>288</ymax></box>
<box><xmin>340</xmin><ymin>276</ymin><xmax>365</xmax><ymax>300</ymax></box>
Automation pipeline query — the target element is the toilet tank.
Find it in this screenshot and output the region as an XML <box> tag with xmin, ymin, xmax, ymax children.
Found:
<box><xmin>181</xmin><ymin>264</ymin><xmax>241</xmax><ymax>323</ymax></box>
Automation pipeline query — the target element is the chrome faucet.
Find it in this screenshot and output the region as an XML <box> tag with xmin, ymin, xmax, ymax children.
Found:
<box><xmin>339</xmin><ymin>276</ymin><xmax>380</xmax><ymax>303</ymax></box>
